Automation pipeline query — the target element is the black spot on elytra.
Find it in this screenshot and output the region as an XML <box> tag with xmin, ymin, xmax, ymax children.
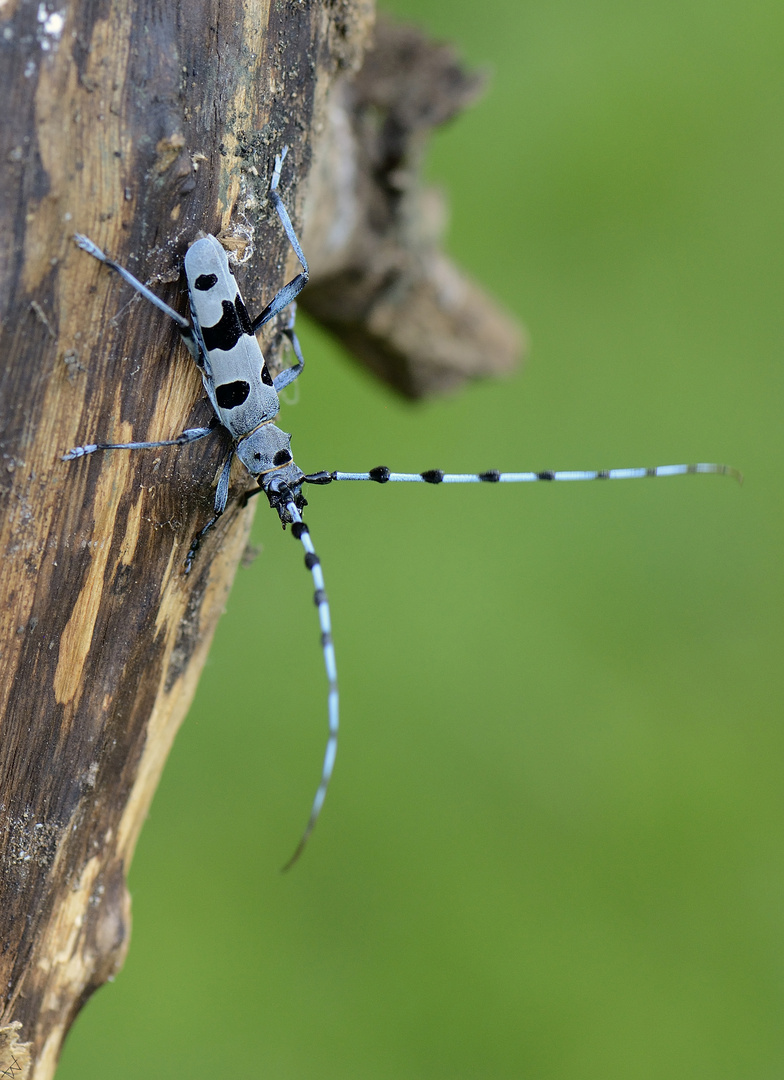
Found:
<box><xmin>216</xmin><ymin>380</ymin><xmax>251</xmax><ymax>409</ymax></box>
<box><xmin>273</xmin><ymin>449</ymin><xmax>291</xmax><ymax>467</ymax></box>
<box><xmin>201</xmin><ymin>298</ymin><xmax>253</xmax><ymax>353</ymax></box>
<box><xmin>235</xmin><ymin>294</ymin><xmax>253</xmax><ymax>335</ymax></box>
<box><xmin>261</xmin><ymin>365</ymin><xmax>273</xmax><ymax>386</ymax></box>
<box><xmin>194</xmin><ymin>273</ymin><xmax>218</xmax><ymax>291</ymax></box>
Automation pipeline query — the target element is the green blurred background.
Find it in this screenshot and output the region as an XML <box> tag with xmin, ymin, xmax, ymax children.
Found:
<box><xmin>59</xmin><ymin>1</ymin><xmax>783</xmax><ymax>1077</ymax></box>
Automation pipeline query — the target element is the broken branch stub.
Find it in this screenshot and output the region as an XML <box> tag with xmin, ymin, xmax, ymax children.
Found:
<box><xmin>302</xmin><ymin>17</ymin><xmax>527</xmax><ymax>399</ymax></box>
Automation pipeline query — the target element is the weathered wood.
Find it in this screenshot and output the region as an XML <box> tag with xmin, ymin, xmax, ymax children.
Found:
<box><xmin>0</xmin><ymin>2</ymin><xmax>374</xmax><ymax>1075</ymax></box>
<box><xmin>0</xmin><ymin>3</ymin><xmax>522</xmax><ymax>1077</ymax></box>
<box><xmin>302</xmin><ymin>16</ymin><xmax>525</xmax><ymax>397</ymax></box>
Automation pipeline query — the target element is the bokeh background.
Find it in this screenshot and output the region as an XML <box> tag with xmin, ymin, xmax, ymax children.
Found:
<box><xmin>59</xmin><ymin>1</ymin><xmax>782</xmax><ymax>1077</ymax></box>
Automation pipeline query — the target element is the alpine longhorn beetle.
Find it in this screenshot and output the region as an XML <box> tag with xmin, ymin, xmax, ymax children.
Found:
<box><xmin>65</xmin><ymin>148</ymin><xmax>741</xmax><ymax>868</ymax></box>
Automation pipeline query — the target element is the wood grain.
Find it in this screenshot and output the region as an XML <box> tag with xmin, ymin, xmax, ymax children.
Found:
<box><xmin>0</xmin><ymin>2</ymin><xmax>372</xmax><ymax>1075</ymax></box>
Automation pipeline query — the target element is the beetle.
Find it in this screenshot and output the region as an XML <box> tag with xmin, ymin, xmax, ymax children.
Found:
<box><xmin>65</xmin><ymin>148</ymin><xmax>740</xmax><ymax>867</ymax></box>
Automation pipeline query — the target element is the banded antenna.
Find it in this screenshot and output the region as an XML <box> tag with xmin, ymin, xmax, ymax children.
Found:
<box><xmin>261</xmin><ymin>458</ymin><xmax>740</xmax><ymax>866</ymax></box>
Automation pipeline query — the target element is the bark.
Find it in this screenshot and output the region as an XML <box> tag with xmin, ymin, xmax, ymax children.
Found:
<box><xmin>0</xmin><ymin>3</ymin><xmax>523</xmax><ymax>1077</ymax></box>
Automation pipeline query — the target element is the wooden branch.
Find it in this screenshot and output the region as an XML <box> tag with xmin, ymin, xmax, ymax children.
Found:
<box><xmin>0</xmin><ymin>2</ymin><xmax>374</xmax><ymax>1074</ymax></box>
<box><xmin>302</xmin><ymin>16</ymin><xmax>525</xmax><ymax>397</ymax></box>
<box><xmin>0</xmin><ymin>3</ymin><xmax>522</xmax><ymax>1077</ymax></box>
